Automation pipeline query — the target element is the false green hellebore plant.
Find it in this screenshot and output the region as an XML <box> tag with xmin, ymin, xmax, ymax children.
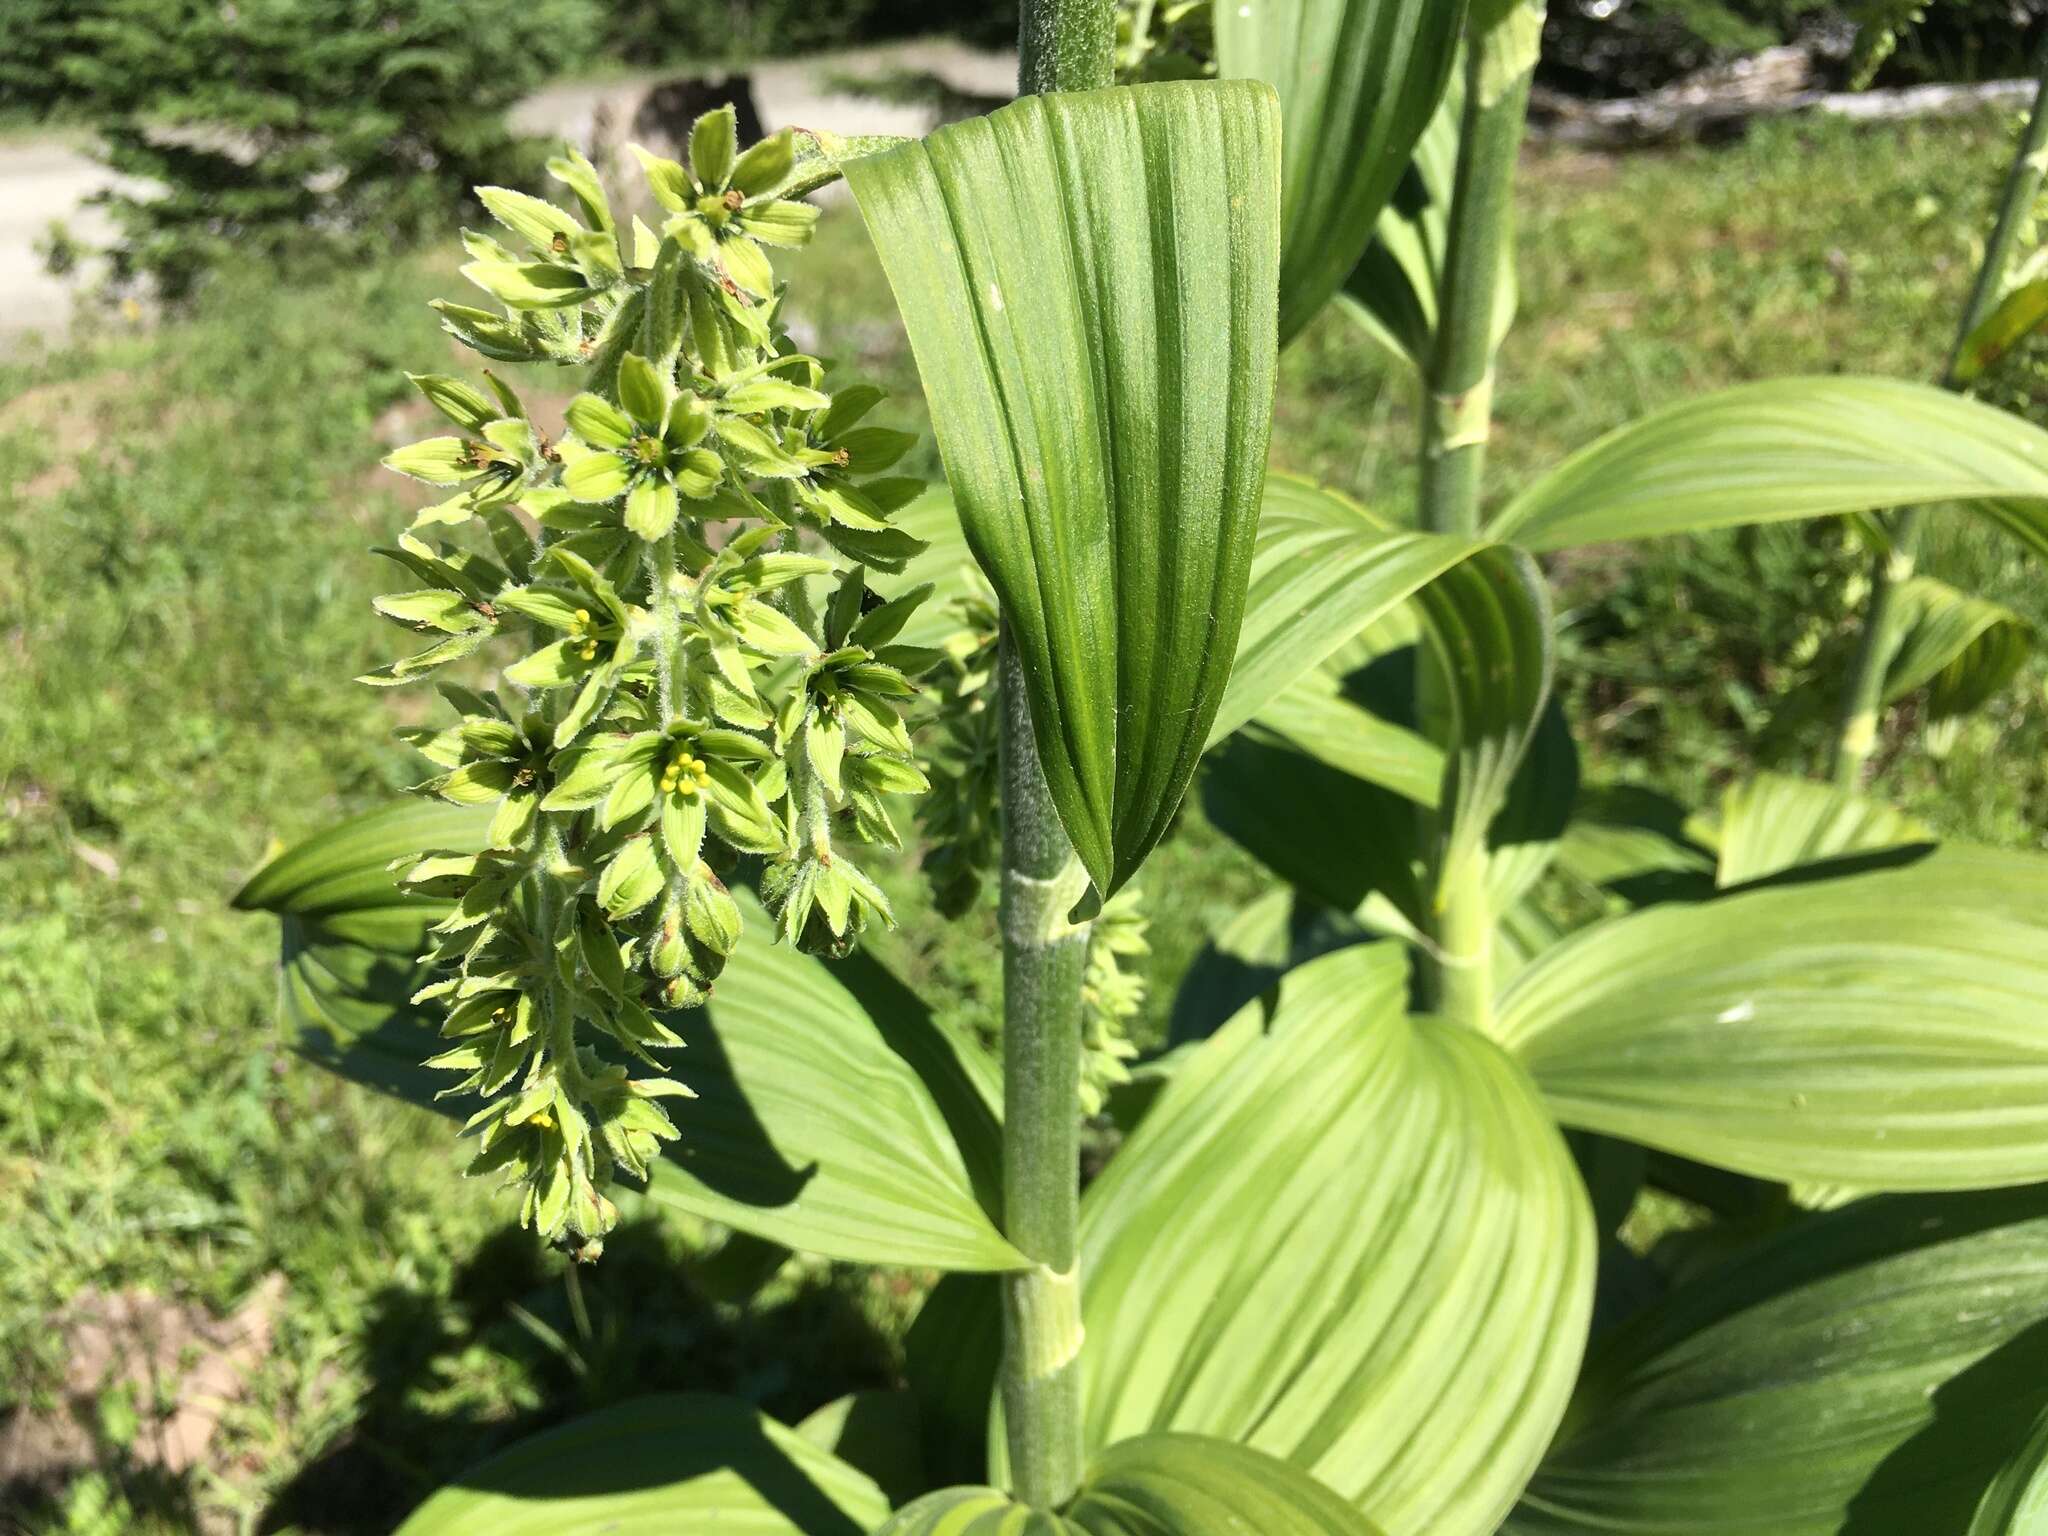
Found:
<box><xmin>234</xmin><ymin>0</ymin><xmax>2048</xmax><ymax>1533</ymax></box>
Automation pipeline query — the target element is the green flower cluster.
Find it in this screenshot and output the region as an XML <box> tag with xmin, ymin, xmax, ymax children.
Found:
<box><xmin>369</xmin><ymin>110</ymin><xmax>936</xmax><ymax>1256</ymax></box>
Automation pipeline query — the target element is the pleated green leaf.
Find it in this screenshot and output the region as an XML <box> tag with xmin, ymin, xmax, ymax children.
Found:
<box><xmin>1499</xmin><ymin>844</ymin><xmax>2048</xmax><ymax>1189</ymax></box>
<box><xmin>394</xmin><ymin>1393</ymin><xmax>890</xmax><ymax>1535</ymax></box>
<box><xmin>1687</xmin><ymin>771</ymin><xmax>1933</xmax><ymax>889</ymax></box>
<box><xmin>232</xmin><ymin>798</ymin><xmax>486</xmax><ymax>945</ymax></box>
<box><xmin>237</xmin><ymin>807</ymin><xmax>1023</xmax><ymax>1273</ymax></box>
<box><xmin>1078</xmin><ymin>944</ymin><xmax>1595</xmax><ymax>1536</ymax></box>
<box><xmin>1217</xmin><ymin>0</ymin><xmax>1465</xmax><ymax>343</ymax></box>
<box><xmin>1487</xmin><ymin>377</ymin><xmax>2048</xmax><ymax>552</ymax></box>
<box><xmin>1969</xmin><ymin>1402</ymin><xmax>2048</xmax><ymax>1536</ymax></box>
<box><xmin>1506</xmin><ymin>1188</ymin><xmax>2048</xmax><ymax>1536</ymax></box>
<box><xmin>1412</xmin><ymin>545</ymin><xmax>1555</xmax><ymax>890</ymax></box>
<box><xmin>1334</xmin><ymin>55</ymin><xmax>1516</xmax><ymax>372</ymax></box>
<box><xmin>846</xmin><ymin>81</ymin><xmax>1282</xmax><ymax>899</ymax></box>
<box><xmin>1881</xmin><ymin>574</ymin><xmax>2032</xmax><ymax>722</ymax></box>
<box><xmin>1208</xmin><ymin>473</ymin><xmax>1483</xmax><ymax>748</ymax></box>
<box><xmin>881</xmin><ymin>1437</ymin><xmax>1384</xmax><ymax>1536</ymax></box>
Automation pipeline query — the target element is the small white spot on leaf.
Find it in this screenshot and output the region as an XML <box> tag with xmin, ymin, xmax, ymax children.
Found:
<box><xmin>1716</xmin><ymin>1000</ymin><xmax>1755</xmax><ymax>1024</ymax></box>
<box><xmin>987</xmin><ymin>281</ymin><xmax>1004</xmax><ymax>313</ymax></box>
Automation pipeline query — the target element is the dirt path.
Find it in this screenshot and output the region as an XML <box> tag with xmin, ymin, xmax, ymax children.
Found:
<box><xmin>0</xmin><ymin>40</ymin><xmax>1012</xmax><ymax>350</ymax></box>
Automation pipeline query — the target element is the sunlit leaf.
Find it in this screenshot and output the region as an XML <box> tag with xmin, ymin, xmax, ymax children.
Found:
<box><xmin>1487</xmin><ymin>378</ymin><xmax>2048</xmax><ymax>552</ymax></box>
<box><xmin>1687</xmin><ymin>772</ymin><xmax>1933</xmax><ymax>889</ymax></box>
<box><xmin>1881</xmin><ymin>575</ymin><xmax>2031</xmax><ymax>722</ymax></box>
<box><xmin>847</xmin><ymin>81</ymin><xmax>1281</xmax><ymax>899</ymax></box>
<box><xmin>1076</xmin><ymin>944</ymin><xmax>1594</xmax><ymax>1536</ymax></box>
<box><xmin>1499</xmin><ymin>845</ymin><xmax>2048</xmax><ymax>1189</ymax></box>
<box><xmin>393</xmin><ymin>1393</ymin><xmax>889</xmax><ymax>1535</ymax></box>
<box><xmin>1968</xmin><ymin>1400</ymin><xmax>2048</xmax><ymax>1536</ymax></box>
<box><xmin>1953</xmin><ymin>275</ymin><xmax>2048</xmax><ymax>385</ymax></box>
<box><xmin>1506</xmin><ymin>1188</ymin><xmax>2048</xmax><ymax>1536</ymax></box>
<box><xmin>1217</xmin><ymin>0</ymin><xmax>1465</xmax><ymax>342</ymax></box>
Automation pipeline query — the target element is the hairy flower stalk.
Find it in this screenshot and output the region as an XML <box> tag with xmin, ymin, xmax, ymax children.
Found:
<box><xmin>369</xmin><ymin>117</ymin><xmax>934</xmax><ymax>1257</ymax></box>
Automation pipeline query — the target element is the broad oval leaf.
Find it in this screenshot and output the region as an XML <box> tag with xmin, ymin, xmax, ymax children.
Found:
<box><xmin>1499</xmin><ymin>844</ymin><xmax>2048</xmax><ymax>1189</ymax></box>
<box><xmin>232</xmin><ymin>798</ymin><xmax>485</xmax><ymax>945</ymax></box>
<box><xmin>1487</xmin><ymin>377</ymin><xmax>2048</xmax><ymax>552</ymax></box>
<box><xmin>394</xmin><ymin>1393</ymin><xmax>889</xmax><ymax>1535</ymax></box>
<box><xmin>1218</xmin><ymin>0</ymin><xmax>1465</xmax><ymax>343</ymax></box>
<box><xmin>846</xmin><ymin>81</ymin><xmax>1282</xmax><ymax>899</ymax></box>
<box><xmin>1506</xmin><ymin>1187</ymin><xmax>2048</xmax><ymax>1536</ymax></box>
<box><xmin>1077</xmin><ymin>944</ymin><xmax>1595</xmax><ymax>1536</ymax></box>
<box><xmin>1881</xmin><ymin>574</ymin><xmax>2031</xmax><ymax>722</ymax></box>
<box><xmin>880</xmin><ymin>1436</ymin><xmax>1384</xmax><ymax>1536</ymax></box>
<box><xmin>239</xmin><ymin>806</ymin><xmax>1023</xmax><ymax>1272</ymax></box>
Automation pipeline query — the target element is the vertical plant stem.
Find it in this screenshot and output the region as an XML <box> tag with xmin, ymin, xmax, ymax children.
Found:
<box><xmin>1418</xmin><ymin>1</ymin><xmax>1545</xmax><ymax>537</ymax></box>
<box><xmin>1416</xmin><ymin>3</ymin><xmax>1543</xmax><ymax>1027</ymax></box>
<box><xmin>1829</xmin><ymin>45</ymin><xmax>2048</xmax><ymax>788</ymax></box>
<box><xmin>998</xmin><ymin>1</ymin><xmax>1111</xmax><ymax>1509</ymax></box>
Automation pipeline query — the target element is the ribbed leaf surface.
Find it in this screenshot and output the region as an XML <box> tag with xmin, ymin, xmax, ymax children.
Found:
<box><xmin>1882</xmin><ymin>574</ymin><xmax>2031</xmax><ymax>721</ymax></box>
<box><xmin>1335</xmin><ymin>56</ymin><xmax>1516</xmax><ymax>371</ymax></box>
<box><xmin>237</xmin><ymin>807</ymin><xmax>1022</xmax><ymax>1272</ymax></box>
<box><xmin>881</xmin><ymin>1437</ymin><xmax>1383</xmax><ymax>1536</ymax></box>
<box><xmin>394</xmin><ymin>1394</ymin><xmax>889</xmax><ymax>1535</ymax></box>
<box><xmin>1488</xmin><ymin>378</ymin><xmax>2048</xmax><ymax>552</ymax></box>
<box><xmin>1412</xmin><ymin>545</ymin><xmax>1554</xmax><ymax>886</ymax></box>
<box><xmin>846</xmin><ymin>81</ymin><xmax>1282</xmax><ymax>898</ymax></box>
<box><xmin>1690</xmin><ymin>772</ymin><xmax>1932</xmax><ymax>888</ymax></box>
<box><xmin>1209</xmin><ymin>473</ymin><xmax>1482</xmax><ymax>747</ymax></box>
<box><xmin>1218</xmin><ymin>0</ymin><xmax>1465</xmax><ymax>342</ymax></box>
<box><xmin>1500</xmin><ymin>844</ymin><xmax>2048</xmax><ymax>1189</ymax></box>
<box><xmin>1078</xmin><ymin>945</ymin><xmax>1595</xmax><ymax>1536</ymax></box>
<box><xmin>1506</xmin><ymin>1189</ymin><xmax>2048</xmax><ymax>1536</ymax></box>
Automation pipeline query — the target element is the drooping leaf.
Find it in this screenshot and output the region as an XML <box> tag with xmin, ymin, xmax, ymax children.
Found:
<box><xmin>1411</xmin><ymin>545</ymin><xmax>1554</xmax><ymax>893</ymax></box>
<box><xmin>1505</xmin><ymin>1188</ymin><xmax>2048</xmax><ymax>1536</ymax></box>
<box><xmin>1077</xmin><ymin>944</ymin><xmax>1595</xmax><ymax>1536</ymax></box>
<box><xmin>1486</xmin><ymin>378</ymin><xmax>2048</xmax><ymax>553</ymax></box>
<box><xmin>238</xmin><ymin>807</ymin><xmax>1023</xmax><ymax>1272</ymax></box>
<box><xmin>846</xmin><ymin>81</ymin><xmax>1282</xmax><ymax>899</ymax></box>
<box><xmin>1687</xmin><ymin>771</ymin><xmax>1934</xmax><ymax>889</ymax></box>
<box><xmin>1217</xmin><ymin>0</ymin><xmax>1465</xmax><ymax>343</ymax></box>
<box><xmin>1968</xmin><ymin>1400</ymin><xmax>2048</xmax><ymax>1536</ymax></box>
<box><xmin>882</xmin><ymin>1436</ymin><xmax>1384</xmax><ymax>1536</ymax></box>
<box><xmin>1880</xmin><ymin>575</ymin><xmax>2031</xmax><ymax>722</ymax></box>
<box><xmin>1499</xmin><ymin>845</ymin><xmax>2048</xmax><ymax>1189</ymax></box>
<box><xmin>1209</xmin><ymin>473</ymin><xmax>1483</xmax><ymax>748</ymax></box>
<box><xmin>393</xmin><ymin>1393</ymin><xmax>889</xmax><ymax>1536</ymax></box>
<box><xmin>1333</xmin><ymin>54</ymin><xmax>1516</xmax><ymax>372</ymax></box>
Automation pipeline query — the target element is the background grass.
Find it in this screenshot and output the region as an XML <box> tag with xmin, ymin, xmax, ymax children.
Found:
<box><xmin>3</xmin><ymin>103</ymin><xmax>2046</xmax><ymax>1533</ymax></box>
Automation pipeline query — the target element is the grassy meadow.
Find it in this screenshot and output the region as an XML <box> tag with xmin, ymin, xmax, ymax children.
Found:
<box><xmin>3</xmin><ymin>104</ymin><xmax>2046</xmax><ymax>1532</ymax></box>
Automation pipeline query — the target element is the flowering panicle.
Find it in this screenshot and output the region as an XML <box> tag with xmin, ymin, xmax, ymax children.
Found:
<box><xmin>368</xmin><ymin>110</ymin><xmax>934</xmax><ymax>1256</ymax></box>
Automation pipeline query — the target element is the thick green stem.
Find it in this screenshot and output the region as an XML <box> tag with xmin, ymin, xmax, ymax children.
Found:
<box><xmin>1830</xmin><ymin>45</ymin><xmax>2048</xmax><ymax>788</ymax></box>
<box><xmin>996</xmin><ymin>631</ymin><xmax>1090</xmax><ymax>1509</ymax></box>
<box><xmin>1418</xmin><ymin>1</ymin><xmax>1544</xmax><ymax>536</ymax></box>
<box><xmin>990</xmin><ymin>7</ymin><xmax>1110</xmax><ymax>1510</ymax></box>
<box><xmin>1415</xmin><ymin>4</ymin><xmax>1543</xmax><ymax>1021</ymax></box>
<box><xmin>1019</xmin><ymin>0</ymin><xmax>1115</xmax><ymax>95</ymax></box>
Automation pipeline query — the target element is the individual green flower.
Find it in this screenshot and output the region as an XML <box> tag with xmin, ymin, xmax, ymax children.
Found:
<box><xmin>631</xmin><ymin>107</ymin><xmax>818</xmax><ymax>299</ymax></box>
<box><xmin>496</xmin><ymin>547</ymin><xmax>642</xmax><ymax>746</ymax></box>
<box><xmin>559</xmin><ymin>353</ymin><xmax>723</xmax><ymax>540</ymax></box>
<box><xmin>544</xmin><ymin>718</ymin><xmax>784</xmax><ymax>862</ymax></box>
<box><xmin>403</xmin><ymin>688</ymin><xmax>555</xmax><ymax>850</ymax></box>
